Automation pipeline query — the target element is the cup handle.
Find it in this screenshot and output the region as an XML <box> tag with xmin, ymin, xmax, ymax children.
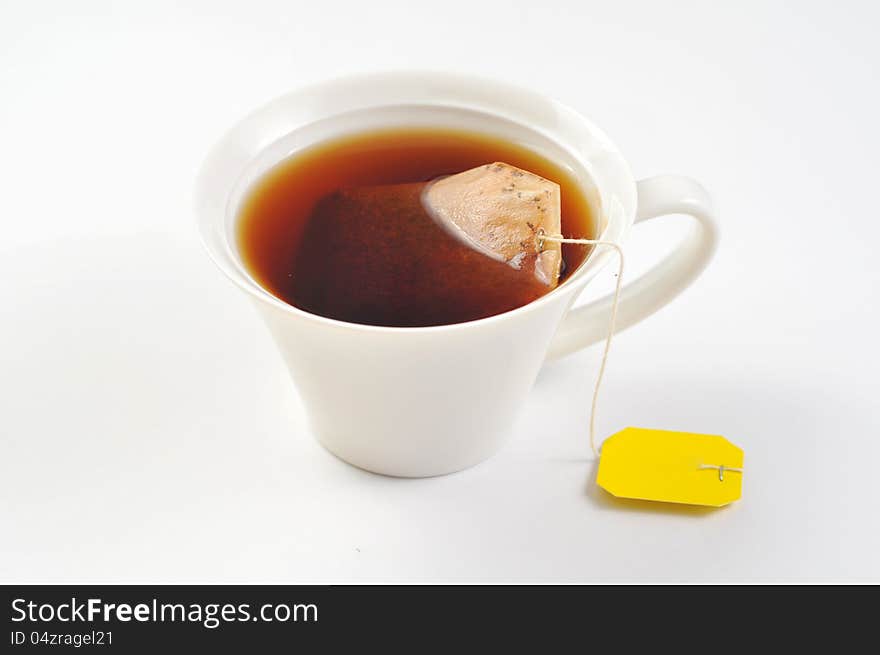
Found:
<box><xmin>546</xmin><ymin>175</ymin><xmax>719</xmax><ymax>360</ymax></box>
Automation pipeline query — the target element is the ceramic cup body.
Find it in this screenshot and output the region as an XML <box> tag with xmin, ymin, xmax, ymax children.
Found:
<box><xmin>196</xmin><ymin>72</ymin><xmax>718</xmax><ymax>477</ymax></box>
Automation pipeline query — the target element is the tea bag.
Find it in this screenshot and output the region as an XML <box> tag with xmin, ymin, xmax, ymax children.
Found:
<box><xmin>423</xmin><ymin>162</ymin><xmax>562</xmax><ymax>287</ymax></box>
<box><xmin>291</xmin><ymin>162</ymin><xmax>563</xmax><ymax>327</ymax></box>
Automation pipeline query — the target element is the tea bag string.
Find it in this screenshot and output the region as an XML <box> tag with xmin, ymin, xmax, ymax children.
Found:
<box><xmin>538</xmin><ymin>231</ymin><xmax>624</xmax><ymax>459</ymax></box>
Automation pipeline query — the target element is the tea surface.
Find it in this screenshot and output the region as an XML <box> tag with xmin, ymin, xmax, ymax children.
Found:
<box><xmin>237</xmin><ymin>128</ymin><xmax>595</xmax><ymax>326</ymax></box>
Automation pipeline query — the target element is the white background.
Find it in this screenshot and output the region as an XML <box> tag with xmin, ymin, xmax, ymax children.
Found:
<box><xmin>2</xmin><ymin>0</ymin><xmax>878</xmax><ymax>583</ymax></box>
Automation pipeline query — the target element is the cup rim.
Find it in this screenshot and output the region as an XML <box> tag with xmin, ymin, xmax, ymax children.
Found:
<box><xmin>195</xmin><ymin>70</ymin><xmax>637</xmax><ymax>334</ymax></box>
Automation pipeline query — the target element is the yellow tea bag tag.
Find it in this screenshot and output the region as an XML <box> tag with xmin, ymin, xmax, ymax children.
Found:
<box><xmin>596</xmin><ymin>427</ymin><xmax>744</xmax><ymax>507</ymax></box>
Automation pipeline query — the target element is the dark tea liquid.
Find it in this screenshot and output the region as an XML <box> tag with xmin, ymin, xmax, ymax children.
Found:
<box><xmin>237</xmin><ymin>128</ymin><xmax>595</xmax><ymax>327</ymax></box>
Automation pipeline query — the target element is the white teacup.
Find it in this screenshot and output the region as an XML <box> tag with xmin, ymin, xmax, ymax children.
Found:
<box><xmin>195</xmin><ymin>72</ymin><xmax>718</xmax><ymax>477</ymax></box>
